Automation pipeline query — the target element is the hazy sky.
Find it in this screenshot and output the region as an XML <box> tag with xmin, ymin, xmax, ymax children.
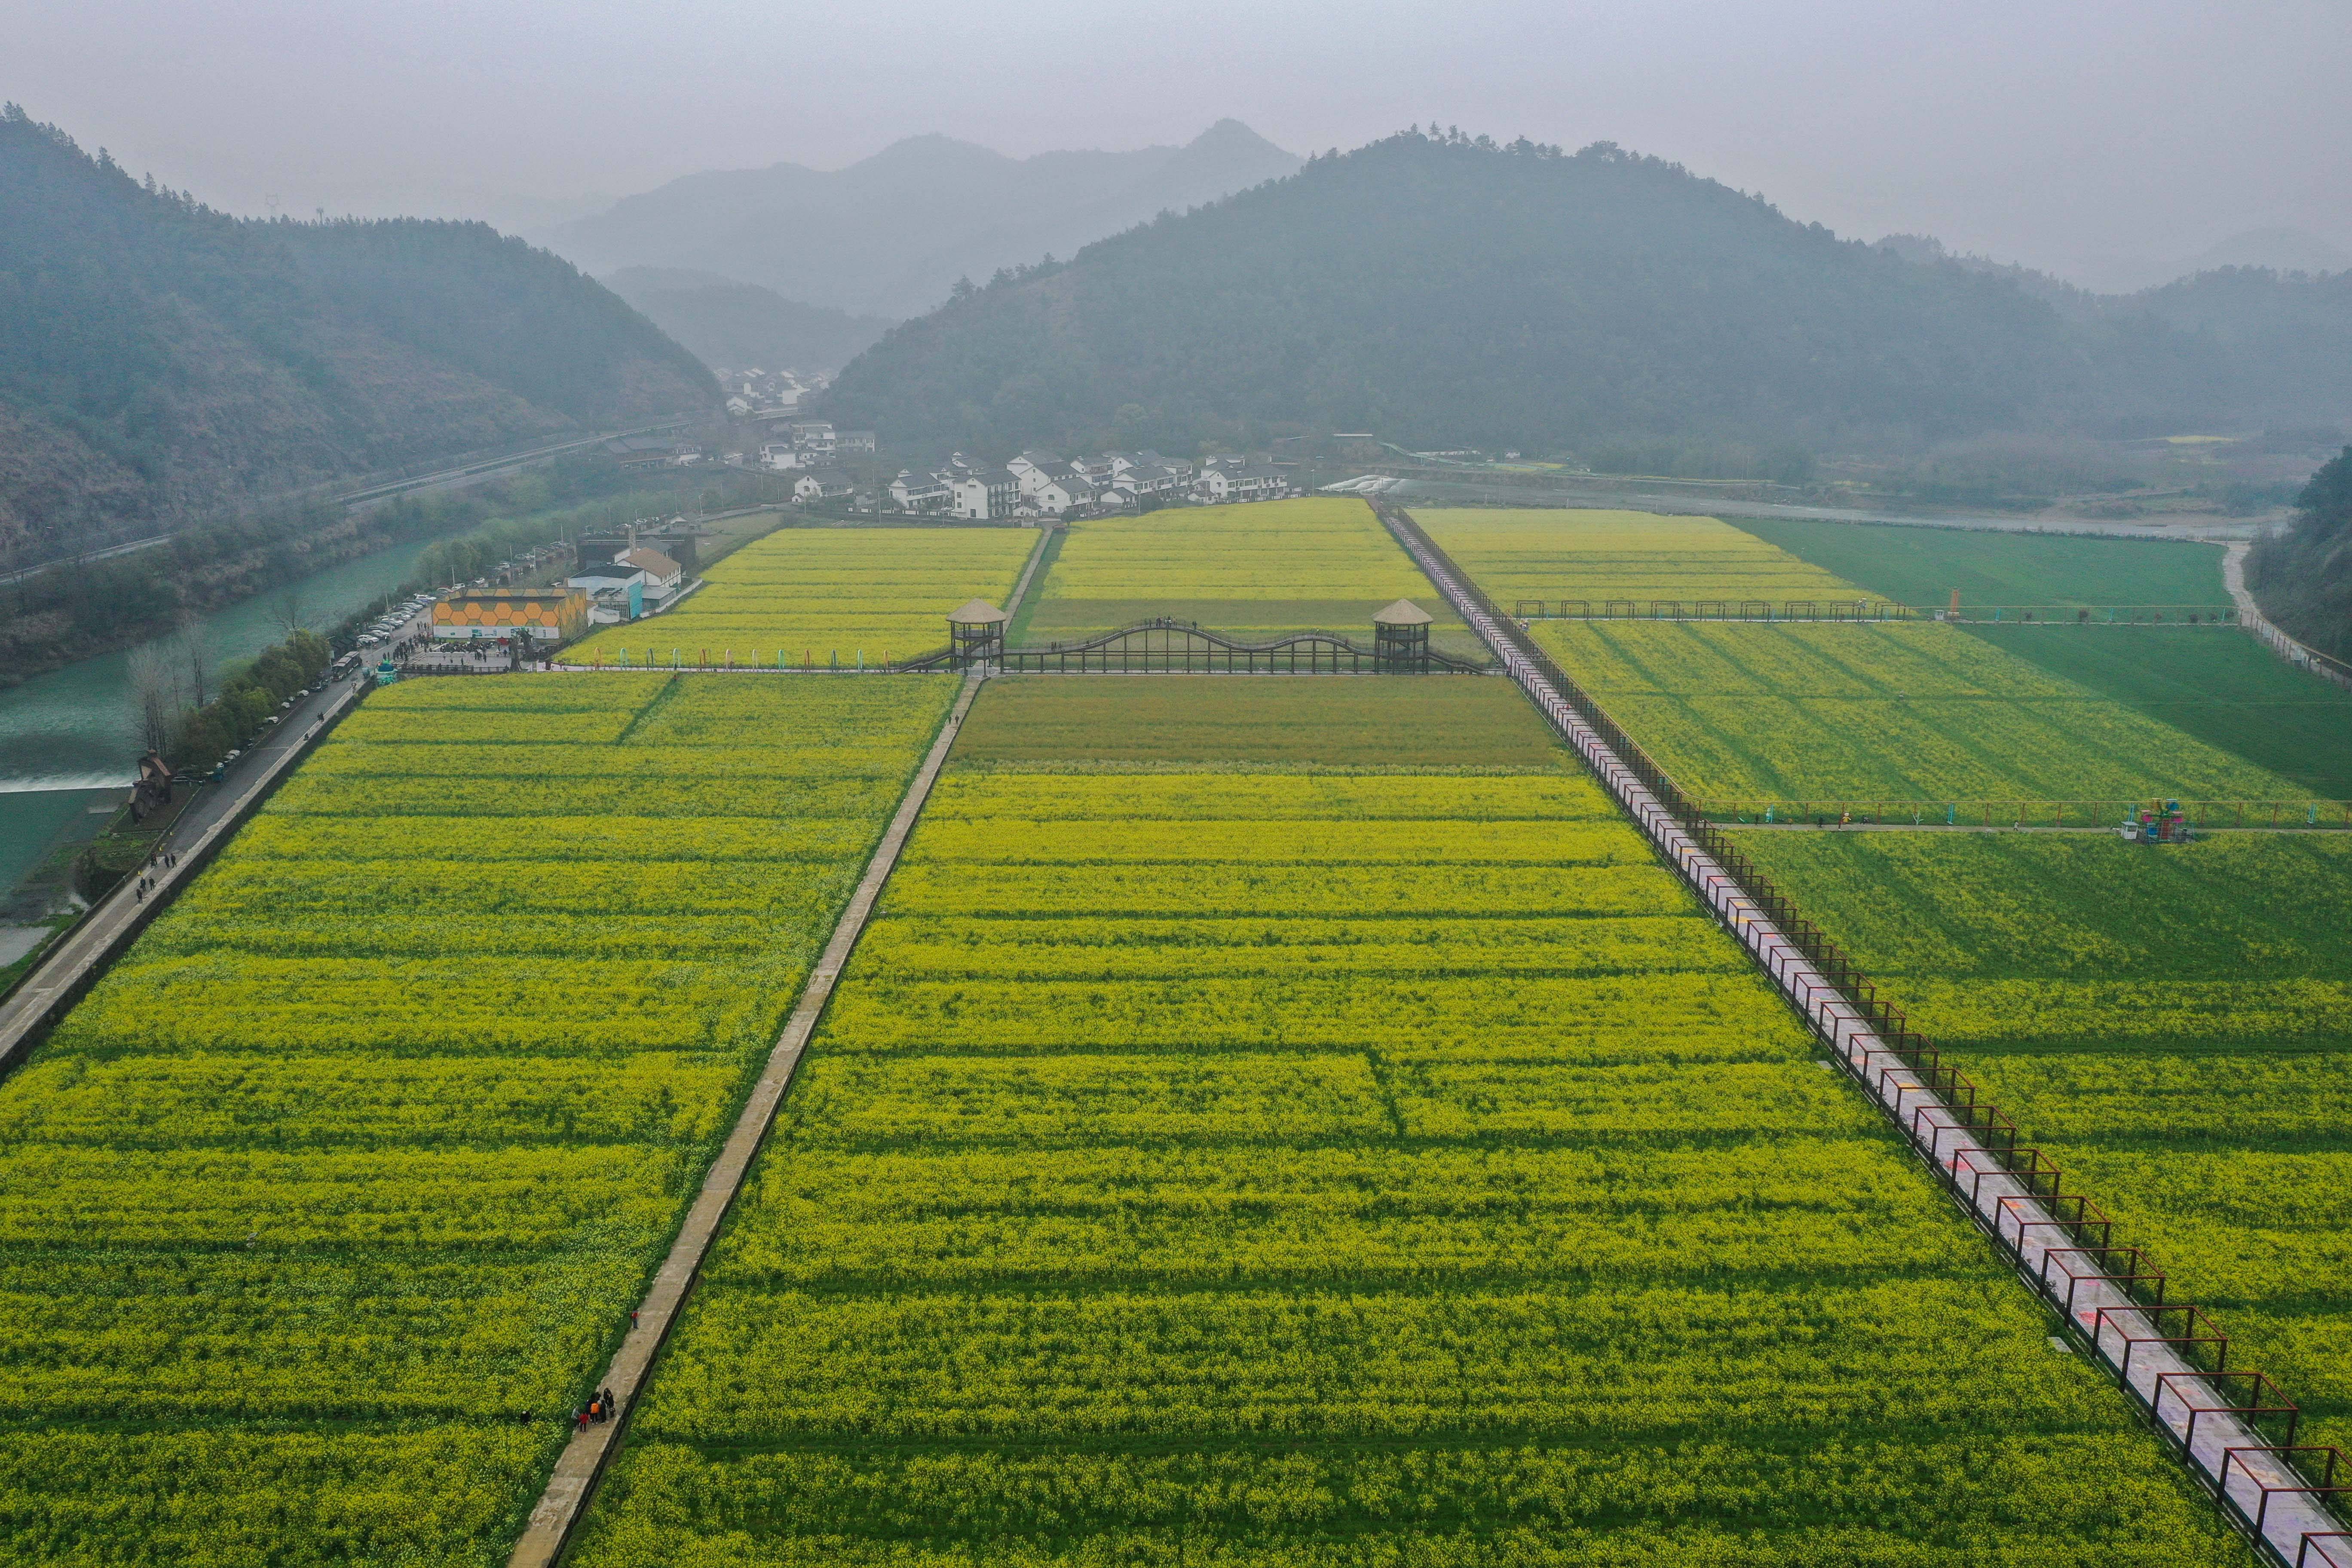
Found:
<box><xmin>12</xmin><ymin>0</ymin><xmax>2349</xmax><ymax>289</ymax></box>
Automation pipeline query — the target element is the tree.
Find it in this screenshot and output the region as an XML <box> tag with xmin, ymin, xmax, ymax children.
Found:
<box><xmin>124</xmin><ymin>643</ymin><xmax>181</xmax><ymax>754</ymax></box>
<box><xmin>270</xmin><ymin>587</ymin><xmax>307</xmax><ymax>635</ymax></box>
<box><xmin>2245</xmin><ymin>446</ymin><xmax>2352</xmax><ymax>659</ymax></box>
<box><xmin>176</xmin><ymin>612</ymin><xmax>211</xmax><ymax>709</ymax></box>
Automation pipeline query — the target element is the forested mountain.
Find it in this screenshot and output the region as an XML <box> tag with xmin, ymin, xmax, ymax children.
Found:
<box><xmin>2249</xmin><ymin>446</ymin><xmax>2352</xmax><ymax>660</ymax></box>
<box><xmin>0</xmin><ymin>105</ymin><xmax>717</xmax><ymax>554</ymax></box>
<box><xmin>818</xmin><ymin>130</ymin><xmax>2352</xmax><ymax>460</ymax></box>
<box><xmin>603</xmin><ymin>268</ymin><xmax>894</xmax><ymax>373</ymax></box>
<box><xmin>543</xmin><ymin>120</ymin><xmax>1302</xmax><ymax>318</ymax></box>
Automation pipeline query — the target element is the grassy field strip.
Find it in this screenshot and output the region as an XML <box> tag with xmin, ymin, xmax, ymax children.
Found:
<box><xmin>1526</xmin><ymin>619</ymin><xmax>2315</xmax><ymax>802</ymax></box>
<box><xmin>508</xmin><ymin>673</ymin><xmax>986</xmax><ymax>1568</ymax></box>
<box><xmin>1729</xmin><ymin>514</ymin><xmax>2231</xmax><ymax>609</ymax></box>
<box><xmin>1383</xmin><ymin>503</ymin><xmax>2346</xmax><ymax>1560</ymax></box>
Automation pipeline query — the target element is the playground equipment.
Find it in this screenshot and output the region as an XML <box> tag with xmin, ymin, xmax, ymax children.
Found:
<box><xmin>2121</xmin><ymin>800</ymin><xmax>2193</xmax><ymax>845</ymax></box>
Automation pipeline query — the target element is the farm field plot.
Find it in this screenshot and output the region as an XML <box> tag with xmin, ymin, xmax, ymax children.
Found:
<box><xmin>1528</xmin><ymin>618</ymin><xmax>2307</xmax><ymax>803</ymax></box>
<box><xmin>1023</xmin><ymin>496</ymin><xmax>1472</xmax><ymax>654</ymax></box>
<box><xmin>1733</xmin><ymin>830</ymin><xmax>2352</xmax><ymax>1451</ymax></box>
<box><xmin>1418</xmin><ymin>506</ymin><xmax>1867</xmax><ymax>604</ymax></box>
<box><xmin>1732</xmin><ymin>516</ymin><xmax>2230</xmax><ymax>607</ymax></box>
<box><xmin>1966</xmin><ymin>624</ymin><xmax>2352</xmax><ymax>799</ymax></box>
<box><xmin>564</xmin><ymin>526</ymin><xmax>1035</xmax><ymax>667</ymax></box>
<box><xmin>0</xmin><ymin>673</ymin><xmax>956</xmax><ymax>1564</ymax></box>
<box><xmin>569</xmin><ymin>678</ymin><xmax>2233</xmax><ymax>1567</ymax></box>
<box><xmin>952</xmin><ymin>672</ymin><xmax>1561</xmax><ymax>770</ymax></box>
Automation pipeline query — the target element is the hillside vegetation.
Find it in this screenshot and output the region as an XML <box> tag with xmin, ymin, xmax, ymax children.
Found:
<box><xmin>821</xmin><ymin>129</ymin><xmax>2352</xmax><ymax>459</ymax></box>
<box><xmin>0</xmin><ymin>105</ymin><xmax>717</xmax><ymax>555</ymax></box>
<box><xmin>2248</xmin><ymin>445</ymin><xmax>2352</xmax><ymax>660</ymax></box>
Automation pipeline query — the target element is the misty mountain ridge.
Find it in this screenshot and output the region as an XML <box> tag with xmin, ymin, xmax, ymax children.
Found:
<box><xmin>820</xmin><ymin>129</ymin><xmax>2352</xmax><ymax>459</ymax></box>
<box><xmin>601</xmin><ymin>268</ymin><xmax>894</xmax><ymax>375</ymax></box>
<box><xmin>1877</xmin><ymin>228</ymin><xmax>2349</xmax><ymax>309</ymax></box>
<box><xmin>0</xmin><ymin>105</ymin><xmax>716</xmax><ymax>550</ymax></box>
<box><xmin>541</xmin><ymin>119</ymin><xmax>1302</xmax><ymax>320</ymax></box>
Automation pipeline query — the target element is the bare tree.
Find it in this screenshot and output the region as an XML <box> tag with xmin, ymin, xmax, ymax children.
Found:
<box><xmin>125</xmin><ymin>643</ymin><xmax>181</xmax><ymax>755</ymax></box>
<box><xmin>270</xmin><ymin>587</ymin><xmax>307</xmax><ymax>636</ymax></box>
<box><xmin>176</xmin><ymin>611</ymin><xmax>211</xmax><ymax>709</ymax></box>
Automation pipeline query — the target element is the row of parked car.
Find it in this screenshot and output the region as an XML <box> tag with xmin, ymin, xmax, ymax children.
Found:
<box><xmin>355</xmin><ymin>593</ymin><xmax>438</xmax><ymax>649</ymax></box>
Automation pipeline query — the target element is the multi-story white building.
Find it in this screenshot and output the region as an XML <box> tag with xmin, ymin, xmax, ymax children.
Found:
<box><xmin>951</xmin><ymin>469</ymin><xmax>1022</xmax><ymax>520</ymax></box>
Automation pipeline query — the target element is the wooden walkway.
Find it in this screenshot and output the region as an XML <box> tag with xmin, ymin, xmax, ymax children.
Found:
<box><xmin>1382</xmin><ymin>503</ymin><xmax>2350</xmax><ymax>1567</ymax></box>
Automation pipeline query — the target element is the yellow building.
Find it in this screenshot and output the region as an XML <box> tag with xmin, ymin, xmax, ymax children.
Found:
<box><xmin>432</xmin><ymin>588</ymin><xmax>589</xmax><ymax>643</ymax></box>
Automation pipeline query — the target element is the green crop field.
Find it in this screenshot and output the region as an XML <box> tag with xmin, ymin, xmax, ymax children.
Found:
<box><xmin>951</xmin><ymin>671</ymin><xmax>1562</xmax><ymax>770</ymax></box>
<box><xmin>564</xmin><ymin>526</ymin><xmax>1035</xmax><ymax>667</ymax></box>
<box><xmin>1964</xmin><ymin>624</ymin><xmax>2352</xmax><ymax>798</ymax></box>
<box><xmin>1023</xmin><ymin>496</ymin><xmax>1472</xmax><ymax>654</ymax></box>
<box><xmin>1529</xmin><ymin>618</ymin><xmax>2310</xmax><ymax>805</ymax></box>
<box><xmin>0</xmin><ymin>674</ymin><xmax>957</xmax><ymax>1564</ymax></box>
<box><xmin>1418</xmin><ymin>507</ymin><xmax>1868</xmax><ymax>603</ymax></box>
<box><xmin>1731</xmin><ymin>830</ymin><xmax>2352</xmax><ymax>1451</ymax></box>
<box><xmin>565</xmin><ymin>679</ymin><xmax>2235</xmax><ymax>1567</ymax></box>
<box><xmin>1732</xmin><ymin>517</ymin><xmax>2230</xmax><ymax>608</ymax></box>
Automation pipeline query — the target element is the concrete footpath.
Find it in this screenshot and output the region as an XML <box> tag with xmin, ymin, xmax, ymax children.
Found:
<box><xmin>0</xmin><ymin>671</ymin><xmax>364</xmax><ymax>1076</ymax></box>
<box><xmin>505</xmin><ymin>672</ymin><xmax>983</xmax><ymax>1568</ymax></box>
<box><xmin>505</xmin><ymin>526</ymin><xmax>1056</xmax><ymax>1562</ymax></box>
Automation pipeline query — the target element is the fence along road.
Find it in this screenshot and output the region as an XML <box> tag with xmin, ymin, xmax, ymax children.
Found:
<box><xmin>1378</xmin><ymin>502</ymin><xmax>2349</xmax><ymax>1568</ymax></box>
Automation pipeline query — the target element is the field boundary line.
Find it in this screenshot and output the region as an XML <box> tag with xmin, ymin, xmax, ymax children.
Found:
<box><xmin>1000</xmin><ymin>522</ymin><xmax>1056</xmax><ymax>620</ymax></box>
<box><xmin>2226</xmin><ymin>542</ymin><xmax>2352</xmax><ymax>694</ymax></box>
<box><xmin>1377</xmin><ymin>499</ymin><xmax>2346</xmax><ymax>1567</ymax></box>
<box><xmin>505</xmin><ymin>671</ymin><xmax>984</xmax><ymax>1568</ymax></box>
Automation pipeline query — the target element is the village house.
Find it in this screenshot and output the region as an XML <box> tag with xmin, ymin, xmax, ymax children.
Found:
<box><xmin>614</xmin><ymin>545</ymin><xmax>685</xmax><ymax>609</ymax></box>
<box><xmin>1031</xmin><ymin>474</ymin><xmax>1099</xmax><ymax>514</ymax></box>
<box><xmin>888</xmin><ymin>470</ymin><xmax>955</xmax><ymax>514</ymax></box>
<box><xmin>792</xmin><ymin>468</ymin><xmax>855</xmax><ymax>503</ymax></box>
<box><xmin>951</xmin><ymin>469</ymin><xmax>1022</xmax><ymax>520</ymax></box>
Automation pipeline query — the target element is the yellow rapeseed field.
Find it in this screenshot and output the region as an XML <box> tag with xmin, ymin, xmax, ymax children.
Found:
<box><xmin>565</xmin><ymin>525</ymin><xmax>1035</xmax><ymax>666</ymax></box>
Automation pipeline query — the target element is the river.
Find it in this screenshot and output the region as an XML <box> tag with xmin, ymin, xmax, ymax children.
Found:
<box><xmin>0</xmin><ymin>536</ymin><xmax>441</xmax><ymax>899</ymax></box>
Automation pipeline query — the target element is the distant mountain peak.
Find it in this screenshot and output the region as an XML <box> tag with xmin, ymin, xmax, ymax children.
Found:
<box><xmin>541</xmin><ymin>121</ymin><xmax>1303</xmax><ymax>318</ymax></box>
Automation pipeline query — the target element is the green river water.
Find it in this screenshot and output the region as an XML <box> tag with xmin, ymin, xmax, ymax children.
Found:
<box><xmin>0</xmin><ymin>536</ymin><xmax>438</xmax><ymax>898</ymax></box>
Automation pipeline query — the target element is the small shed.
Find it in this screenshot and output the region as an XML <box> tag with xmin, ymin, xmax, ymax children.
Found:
<box><xmin>1372</xmin><ymin>598</ymin><xmax>1435</xmax><ymax>672</ymax></box>
<box><xmin>948</xmin><ymin>599</ymin><xmax>1009</xmax><ymax>668</ymax></box>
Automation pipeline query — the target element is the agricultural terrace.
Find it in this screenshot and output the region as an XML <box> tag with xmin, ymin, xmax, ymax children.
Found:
<box><xmin>567</xmin><ymin>678</ymin><xmax>2233</xmax><ymax>1565</ymax></box>
<box><xmin>1733</xmin><ymin>516</ymin><xmax>2230</xmax><ymax>608</ymax></box>
<box><xmin>1734</xmin><ymin>830</ymin><xmax>2352</xmax><ymax>1452</ymax></box>
<box><xmin>1021</xmin><ymin>496</ymin><xmax>1473</xmax><ymax>655</ymax></box>
<box><xmin>564</xmin><ymin>525</ymin><xmax>1035</xmax><ymax>668</ymax></box>
<box><xmin>0</xmin><ymin>674</ymin><xmax>957</xmax><ymax>1562</ymax></box>
<box><xmin>1528</xmin><ymin>619</ymin><xmax>2309</xmax><ymax>805</ymax></box>
<box><xmin>1416</xmin><ymin>507</ymin><xmax>1866</xmax><ymax>604</ymax></box>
